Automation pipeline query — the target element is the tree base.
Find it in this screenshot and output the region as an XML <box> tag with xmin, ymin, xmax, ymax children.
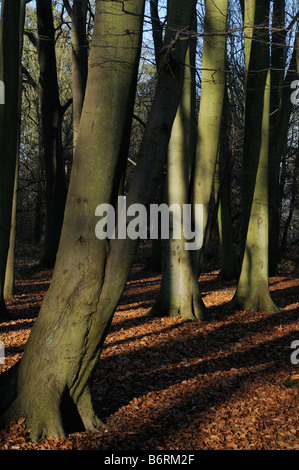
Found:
<box><xmin>146</xmin><ymin>293</ymin><xmax>210</xmax><ymax>321</ymax></box>
<box><xmin>226</xmin><ymin>287</ymin><xmax>281</xmax><ymax>314</ymax></box>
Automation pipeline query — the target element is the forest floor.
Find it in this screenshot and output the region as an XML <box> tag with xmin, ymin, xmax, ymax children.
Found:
<box><xmin>0</xmin><ymin>247</ymin><xmax>299</xmax><ymax>451</ymax></box>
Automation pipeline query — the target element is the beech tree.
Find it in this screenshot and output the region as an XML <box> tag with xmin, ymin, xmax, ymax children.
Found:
<box><xmin>0</xmin><ymin>0</ymin><xmax>297</xmax><ymax>444</ymax></box>
<box><xmin>0</xmin><ymin>0</ymin><xmax>197</xmax><ymax>440</ymax></box>
<box><xmin>149</xmin><ymin>0</ymin><xmax>229</xmax><ymax>319</ymax></box>
<box><xmin>192</xmin><ymin>0</ymin><xmax>229</xmax><ymax>275</ymax></box>
<box><xmin>229</xmin><ymin>0</ymin><xmax>280</xmax><ymax>312</ymax></box>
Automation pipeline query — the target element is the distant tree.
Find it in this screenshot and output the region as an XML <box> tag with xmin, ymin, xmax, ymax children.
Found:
<box><xmin>215</xmin><ymin>87</ymin><xmax>238</xmax><ymax>280</ymax></box>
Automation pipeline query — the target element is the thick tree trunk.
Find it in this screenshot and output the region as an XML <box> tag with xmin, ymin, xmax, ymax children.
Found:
<box><xmin>0</xmin><ymin>0</ymin><xmax>25</xmax><ymax>316</ymax></box>
<box><xmin>0</xmin><ymin>0</ymin><xmax>196</xmax><ymax>440</ymax></box>
<box><xmin>0</xmin><ymin>0</ymin><xmax>146</xmax><ymax>439</ymax></box>
<box><xmin>37</xmin><ymin>0</ymin><xmax>67</xmax><ymax>267</ymax></box>
<box><xmin>229</xmin><ymin>0</ymin><xmax>279</xmax><ymax>313</ymax></box>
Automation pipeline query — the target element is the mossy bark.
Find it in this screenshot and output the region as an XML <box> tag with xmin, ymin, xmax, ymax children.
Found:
<box><xmin>3</xmin><ymin>0</ymin><xmax>25</xmax><ymax>301</ymax></box>
<box><xmin>0</xmin><ymin>0</ymin><xmax>146</xmax><ymax>439</ymax></box>
<box><xmin>0</xmin><ymin>0</ymin><xmax>197</xmax><ymax>440</ymax></box>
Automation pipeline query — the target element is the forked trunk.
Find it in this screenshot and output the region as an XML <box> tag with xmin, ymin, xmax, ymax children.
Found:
<box><xmin>0</xmin><ymin>0</ymin><xmax>197</xmax><ymax>440</ymax></box>
<box><xmin>0</xmin><ymin>0</ymin><xmax>146</xmax><ymax>439</ymax></box>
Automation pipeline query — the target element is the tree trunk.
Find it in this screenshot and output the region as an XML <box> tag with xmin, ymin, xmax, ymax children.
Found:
<box><xmin>64</xmin><ymin>0</ymin><xmax>88</xmax><ymax>152</ymax></box>
<box><xmin>229</xmin><ymin>0</ymin><xmax>280</xmax><ymax>313</ymax></box>
<box><xmin>3</xmin><ymin>0</ymin><xmax>26</xmax><ymax>301</ymax></box>
<box><xmin>148</xmin><ymin>27</ymin><xmax>208</xmax><ymax>321</ymax></box>
<box><xmin>0</xmin><ymin>0</ymin><xmax>197</xmax><ymax>440</ymax></box>
<box><xmin>0</xmin><ymin>0</ymin><xmax>25</xmax><ymax>316</ymax></box>
<box><xmin>37</xmin><ymin>0</ymin><xmax>67</xmax><ymax>267</ymax></box>
<box><xmin>4</xmin><ymin>160</ymin><xmax>18</xmax><ymax>300</ymax></box>
<box><xmin>192</xmin><ymin>0</ymin><xmax>229</xmax><ymax>276</ymax></box>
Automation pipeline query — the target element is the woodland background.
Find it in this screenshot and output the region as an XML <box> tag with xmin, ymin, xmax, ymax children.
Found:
<box><xmin>0</xmin><ymin>0</ymin><xmax>298</xmax><ymax>451</ymax></box>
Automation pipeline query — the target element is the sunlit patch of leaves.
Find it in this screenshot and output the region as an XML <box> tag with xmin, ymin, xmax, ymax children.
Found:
<box><xmin>0</xmin><ymin>255</ymin><xmax>299</xmax><ymax>450</ymax></box>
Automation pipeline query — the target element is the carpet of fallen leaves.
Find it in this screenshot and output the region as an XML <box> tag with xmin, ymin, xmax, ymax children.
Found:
<box><xmin>0</xmin><ymin>249</ymin><xmax>298</xmax><ymax>451</ymax></box>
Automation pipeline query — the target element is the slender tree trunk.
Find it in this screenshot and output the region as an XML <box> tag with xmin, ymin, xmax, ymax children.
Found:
<box><xmin>150</xmin><ymin>0</ymin><xmax>163</xmax><ymax>71</ymax></box>
<box><xmin>93</xmin><ymin>0</ymin><xmax>198</xmax><ymax>320</ymax></box>
<box><xmin>0</xmin><ymin>0</ymin><xmax>146</xmax><ymax>440</ymax></box>
<box><xmin>267</xmin><ymin>0</ymin><xmax>285</xmax><ymax>276</ymax></box>
<box><xmin>63</xmin><ymin>0</ymin><xmax>88</xmax><ymax>152</ymax></box>
<box><xmin>229</xmin><ymin>0</ymin><xmax>279</xmax><ymax>313</ymax></box>
<box><xmin>148</xmin><ymin>28</ymin><xmax>208</xmax><ymax>321</ymax></box>
<box><xmin>4</xmin><ymin>160</ymin><xmax>18</xmax><ymax>300</ymax></box>
<box><xmin>0</xmin><ymin>0</ymin><xmax>24</xmax><ymax>316</ymax></box>
<box><xmin>192</xmin><ymin>0</ymin><xmax>229</xmax><ymax>276</ymax></box>
<box><xmin>3</xmin><ymin>0</ymin><xmax>26</xmax><ymax>301</ymax></box>
<box><xmin>37</xmin><ymin>0</ymin><xmax>67</xmax><ymax>267</ymax></box>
